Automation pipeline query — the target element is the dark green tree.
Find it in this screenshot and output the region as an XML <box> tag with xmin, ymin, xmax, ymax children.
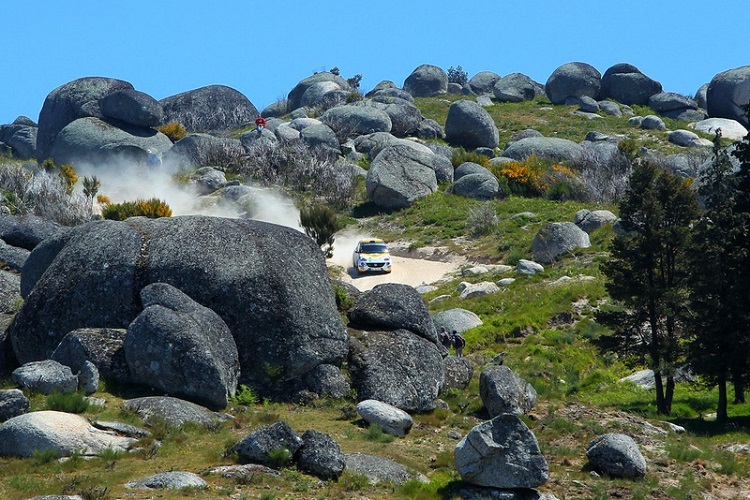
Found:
<box><xmin>299</xmin><ymin>203</ymin><xmax>342</xmax><ymax>258</ymax></box>
<box><xmin>686</xmin><ymin>130</ymin><xmax>750</xmax><ymax>422</ymax></box>
<box><xmin>601</xmin><ymin>160</ymin><xmax>701</xmax><ymax>415</ymax></box>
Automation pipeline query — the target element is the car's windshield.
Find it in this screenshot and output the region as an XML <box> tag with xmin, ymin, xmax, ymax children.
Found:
<box><xmin>360</xmin><ymin>243</ymin><xmax>388</xmax><ymax>253</ymax></box>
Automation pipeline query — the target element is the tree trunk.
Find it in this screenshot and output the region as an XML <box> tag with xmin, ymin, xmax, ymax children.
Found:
<box><xmin>718</xmin><ymin>372</ymin><xmax>729</xmax><ymax>423</ymax></box>
<box><xmin>664</xmin><ymin>376</ymin><xmax>675</xmax><ymax>415</ymax></box>
<box><xmin>654</xmin><ymin>369</ymin><xmax>668</xmax><ymax>415</ymax></box>
<box><xmin>732</xmin><ymin>368</ymin><xmax>746</xmax><ymax>404</ymax></box>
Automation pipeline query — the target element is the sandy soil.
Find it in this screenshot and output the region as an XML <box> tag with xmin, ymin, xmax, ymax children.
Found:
<box><xmin>327</xmin><ymin>231</ymin><xmax>467</xmax><ymax>292</ymax></box>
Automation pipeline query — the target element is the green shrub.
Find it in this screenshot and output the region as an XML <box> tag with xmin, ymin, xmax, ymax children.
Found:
<box><xmin>363</xmin><ymin>423</ymin><xmax>395</xmax><ymax>443</ymax></box>
<box><xmin>266</xmin><ymin>447</ymin><xmax>292</xmax><ymax>469</ymax></box>
<box><xmin>46</xmin><ymin>391</ymin><xmax>90</xmax><ymax>414</ymax></box>
<box><xmin>32</xmin><ymin>448</ymin><xmax>58</xmax><ymax>465</ymax></box>
<box><xmin>158</xmin><ymin>122</ymin><xmax>187</xmax><ymax>143</ymax></box>
<box><xmin>451</xmin><ymin>148</ymin><xmax>489</xmax><ymax>168</ymax></box>
<box><xmin>102</xmin><ymin>197</ymin><xmax>173</xmax><ymax>220</ymax></box>
<box><xmin>299</xmin><ymin>203</ymin><xmax>342</xmax><ymax>258</ymax></box>
<box><xmin>339</xmin><ymin>471</ymin><xmax>370</xmax><ymax>491</ymax></box>
<box><xmin>447</xmin><ymin>65</ymin><xmax>468</xmax><ymax>86</ymax></box>
<box><xmin>231</xmin><ymin>384</ymin><xmax>259</xmax><ymax>406</ymax></box>
<box><xmin>466</xmin><ymin>203</ymin><xmax>498</xmax><ymax>236</ymax></box>
<box><xmin>333</xmin><ymin>284</ymin><xmax>354</xmax><ymax>311</ymax></box>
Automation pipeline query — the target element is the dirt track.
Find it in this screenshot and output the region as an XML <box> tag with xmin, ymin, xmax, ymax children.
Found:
<box><xmin>327</xmin><ymin>231</ymin><xmax>467</xmax><ymax>292</ymax></box>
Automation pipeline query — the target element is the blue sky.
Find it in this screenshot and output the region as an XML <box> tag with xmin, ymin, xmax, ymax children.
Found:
<box><xmin>3</xmin><ymin>1</ymin><xmax>749</xmax><ymax>125</ymax></box>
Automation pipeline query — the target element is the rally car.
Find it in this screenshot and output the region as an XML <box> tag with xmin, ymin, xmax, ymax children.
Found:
<box><xmin>352</xmin><ymin>238</ymin><xmax>392</xmax><ymax>274</ymax></box>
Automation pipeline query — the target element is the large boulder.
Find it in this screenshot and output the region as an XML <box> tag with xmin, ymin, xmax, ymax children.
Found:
<box><xmin>706</xmin><ymin>65</ymin><xmax>750</xmax><ymax>126</ymax></box>
<box><xmin>0</xmin><ymin>119</ymin><xmax>38</xmax><ymax>160</ymax></box>
<box><xmin>479</xmin><ymin>365</ymin><xmax>537</xmax><ymax>417</ymax></box>
<box><xmin>469</xmin><ymin>71</ymin><xmax>502</xmax><ymax>95</ymax></box>
<box><xmin>0</xmin><ymin>214</ymin><xmax>63</xmax><ymax>252</ymax></box>
<box><xmin>447</xmin><ymin>172</ymin><xmax>501</xmax><ymax>200</ymax></box>
<box><xmin>123</xmin><ymin>396</ymin><xmax>232</xmax><ymax>427</ymax></box>
<box><xmin>230</xmin><ymin>421</ymin><xmax>304</xmax><ymax>467</ymax></box>
<box><xmin>300</xmin><ymin>80</ymin><xmax>347</xmax><ymax>109</ymax></box>
<box><xmin>454</xmin><ymin>414</ymin><xmax>549</xmax><ymax>488</ymax></box>
<box><xmin>648</xmin><ymin>92</ymin><xmax>698</xmax><ymax>113</ymax></box>
<box><xmin>531</xmin><ymin>222</ymin><xmax>591</xmax><ymax>263</ymax></box>
<box><xmin>36</xmin><ymin>77</ymin><xmax>135</xmax><ymax>162</ymax></box>
<box><xmin>296</xmin><ymin>429</ymin><xmax>345</xmax><ymax>480</ymax></box>
<box><xmin>690</xmin><ymin>117</ymin><xmax>748</xmax><ymax>141</ymax></box>
<box><xmin>100</xmin><ymin>89</ymin><xmax>164</xmax><ymax>128</ymax></box>
<box><xmin>50</xmin><ymin>328</ymin><xmax>130</xmax><ymax>384</ymax></box>
<box><xmin>443</xmin><ymin>356</ymin><xmax>473</xmax><ymax>391</ymax></box>
<box><xmin>0</xmin><ymin>389</ymin><xmax>29</xmax><ymax>422</ymax></box>
<box><xmin>318</xmin><ymin>105</ymin><xmax>392</xmax><ymax>141</ymax></box>
<box><xmin>287</xmin><ymin>72</ymin><xmax>350</xmax><ymax>111</ymax></box>
<box><xmin>125</xmin><ymin>471</ymin><xmax>207</xmax><ymax>490</ymax></box>
<box><xmin>357</xmin><ymin>99</ymin><xmax>423</xmax><ymax>138</ymax></box>
<box><xmin>432</xmin><ymin>308</ymin><xmax>483</xmax><ymax>334</ymax></box>
<box><xmin>300</xmin><ymin>123</ymin><xmax>341</xmax><ymax>157</ymax></box>
<box><xmin>302</xmin><ymin>363</ymin><xmax>351</xmax><ymax>399</ymax></box>
<box><xmin>445</xmin><ymin>100</ymin><xmax>499</xmax><ymax>149</ymax></box>
<box><xmin>12</xmin><ymin>360</ymin><xmax>78</xmax><ymax>395</ymax></box>
<box><xmin>0</xmin><ymin>241</ymin><xmax>28</xmax><ymax>274</ymax></box>
<box><xmin>365</xmin><ymin>144</ymin><xmax>439</xmax><ymax>209</ymax></box>
<box><xmin>600</xmin><ymin>63</ymin><xmax>662</xmax><ymax>105</ymax></box>
<box><xmin>545</xmin><ymin>62</ymin><xmax>601</xmax><ymax>105</ymax></box>
<box><xmin>349</xmin><ymin>329</ymin><xmax>444</xmax><ymax>412</ymax></box>
<box><xmin>503</xmin><ymin>137</ymin><xmax>584</xmax><ymax>163</ymax></box>
<box><xmin>125</xmin><ymin>283</ymin><xmax>240</xmax><ymax>409</ymax></box>
<box><xmin>160</xmin><ymin>85</ymin><xmax>259</xmax><ymax>132</ymax></box>
<box><xmin>348</xmin><ymin>283</ymin><xmax>437</xmax><ymax>343</ymax></box>
<box><xmin>0</xmin><ymin>410</ymin><xmax>138</xmax><ymax>458</ymax></box>
<box><xmin>356</xmin><ymin>399</ymin><xmax>413</xmax><ymax>436</ymax></box>
<box><xmin>403</xmin><ymin>64</ymin><xmax>448</xmax><ymax>98</ymax></box>
<box><xmin>586</xmin><ymin>433</ymin><xmax>647</xmax><ymax>478</ymax></box>
<box><xmin>493</xmin><ymin>73</ymin><xmax>544</xmax><ymax>103</ymax></box>
<box><xmin>574</xmin><ymin>209</ymin><xmax>618</xmax><ymax>233</ymax></box>
<box><xmin>9</xmin><ymin>216</ymin><xmax>349</xmax><ymax>399</ymax></box>
<box><xmin>49</xmin><ymin>116</ymin><xmax>173</xmax><ymax>167</ymax></box>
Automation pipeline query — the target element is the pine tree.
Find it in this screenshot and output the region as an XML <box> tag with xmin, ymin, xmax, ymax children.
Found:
<box><xmin>601</xmin><ymin>160</ymin><xmax>701</xmax><ymax>415</ymax></box>
<box><xmin>687</xmin><ymin>130</ymin><xmax>750</xmax><ymax>422</ymax></box>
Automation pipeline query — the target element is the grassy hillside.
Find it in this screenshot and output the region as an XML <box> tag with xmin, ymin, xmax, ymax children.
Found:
<box><xmin>2</xmin><ymin>94</ymin><xmax>749</xmax><ymax>499</ymax></box>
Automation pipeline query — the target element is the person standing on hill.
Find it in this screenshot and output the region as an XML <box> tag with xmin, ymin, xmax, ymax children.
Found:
<box><xmin>439</xmin><ymin>327</ymin><xmax>452</xmax><ymax>351</ymax></box>
<box><xmin>255</xmin><ymin>115</ymin><xmax>267</xmax><ymax>132</ymax></box>
<box><xmin>452</xmin><ymin>330</ymin><xmax>466</xmax><ymax>357</ymax></box>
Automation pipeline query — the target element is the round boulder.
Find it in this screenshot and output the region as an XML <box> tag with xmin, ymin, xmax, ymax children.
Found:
<box><xmin>431</xmin><ymin>308</ymin><xmax>483</xmax><ymax>334</ymax></box>
<box><xmin>296</xmin><ymin>429</ymin><xmax>345</xmax><ymax>480</ymax></box>
<box><xmin>356</xmin><ymin>399</ymin><xmax>413</xmax><ymax>436</ymax></box>
<box><xmin>160</xmin><ymin>85</ymin><xmax>259</xmax><ymax>132</ymax></box>
<box><xmin>9</xmin><ymin>216</ymin><xmax>349</xmax><ymax>398</ymax></box>
<box><xmin>479</xmin><ymin>365</ymin><xmax>537</xmax><ymax>417</ymax></box>
<box><xmin>447</xmin><ymin>171</ymin><xmax>501</xmax><ymax>200</ymax></box>
<box><xmin>125</xmin><ymin>472</ymin><xmax>207</xmax><ymax>490</ymax></box>
<box><xmin>50</xmin><ymin>328</ymin><xmax>130</xmax><ymax>384</ymax></box>
<box><xmin>707</xmin><ymin>65</ymin><xmax>750</xmax><ymax>126</ymax></box>
<box><xmin>531</xmin><ymin>222</ymin><xmax>591</xmax><ymax>263</ymax></box>
<box><xmin>49</xmin><ymin>116</ymin><xmax>173</xmax><ymax>167</ymax></box>
<box><xmin>445</xmin><ymin>100</ymin><xmax>499</xmax><ymax>149</ymax></box>
<box><xmin>493</xmin><ymin>73</ymin><xmax>544</xmax><ymax>103</ymax></box>
<box><xmin>503</xmin><ymin>137</ymin><xmax>584</xmax><ymax>163</ymax></box>
<box><xmin>287</xmin><ymin>72</ymin><xmax>350</xmax><ymax>111</ymax></box>
<box><xmin>36</xmin><ymin>76</ymin><xmax>135</xmax><ymax>162</ymax></box>
<box><xmin>318</xmin><ymin>105</ymin><xmax>392</xmax><ymax>140</ymax></box>
<box><xmin>365</xmin><ymin>144</ymin><xmax>438</xmax><ymax>209</ymax></box>
<box><xmin>690</xmin><ymin>118</ymin><xmax>748</xmax><ymax>141</ymax></box>
<box><xmin>574</xmin><ymin>209</ymin><xmax>617</xmax><ymax>233</ymax></box>
<box><xmin>0</xmin><ymin>410</ymin><xmax>137</xmax><ymax>458</ymax></box>
<box><xmin>125</xmin><ymin>282</ymin><xmax>240</xmax><ymax>409</ymax></box>
<box><xmin>349</xmin><ymin>329</ymin><xmax>444</xmax><ymax>412</ymax></box>
<box><xmin>586</xmin><ymin>433</ymin><xmax>647</xmax><ymax>478</ymax></box>
<box><xmin>230</xmin><ymin>421</ymin><xmax>303</xmax><ymax>467</ymax></box>
<box><xmin>600</xmin><ymin>63</ymin><xmax>662</xmax><ymax>105</ymax></box>
<box><xmin>454</xmin><ymin>414</ymin><xmax>549</xmax><ymax>488</ymax></box>
<box><xmin>100</xmin><ymin>89</ymin><xmax>164</xmax><ymax>128</ymax></box>
<box><xmin>545</xmin><ymin>62</ymin><xmax>601</xmax><ymax>105</ymax></box>
<box><xmin>403</xmin><ymin>64</ymin><xmax>448</xmax><ymax>98</ymax></box>
<box><xmin>468</xmin><ymin>71</ymin><xmax>501</xmax><ymax>95</ymax></box>
<box><xmin>12</xmin><ymin>360</ymin><xmax>78</xmax><ymax>395</ymax></box>
<box><xmin>0</xmin><ymin>389</ymin><xmax>29</xmax><ymax>422</ymax></box>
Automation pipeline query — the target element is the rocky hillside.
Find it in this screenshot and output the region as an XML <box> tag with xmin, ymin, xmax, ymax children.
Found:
<box><xmin>0</xmin><ymin>61</ymin><xmax>749</xmax><ymax>499</ymax></box>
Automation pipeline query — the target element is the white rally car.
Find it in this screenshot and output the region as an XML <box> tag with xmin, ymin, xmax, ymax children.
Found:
<box><xmin>353</xmin><ymin>238</ymin><xmax>392</xmax><ymax>274</ymax></box>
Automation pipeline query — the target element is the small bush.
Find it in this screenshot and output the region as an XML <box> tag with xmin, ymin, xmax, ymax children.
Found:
<box><xmin>447</xmin><ymin>65</ymin><xmax>468</xmax><ymax>86</ymax></box>
<box><xmin>299</xmin><ymin>203</ymin><xmax>342</xmax><ymax>258</ymax></box>
<box><xmin>32</xmin><ymin>448</ymin><xmax>58</xmax><ymax>465</ymax></box>
<box><xmin>363</xmin><ymin>423</ymin><xmax>395</xmax><ymax>443</ymax></box>
<box><xmin>158</xmin><ymin>122</ymin><xmax>187</xmax><ymax>143</ymax></box>
<box><xmin>266</xmin><ymin>447</ymin><xmax>292</xmax><ymax>469</ymax></box>
<box><xmin>333</xmin><ymin>284</ymin><xmax>354</xmax><ymax>311</ymax></box>
<box><xmin>466</xmin><ymin>203</ymin><xmax>498</xmax><ymax>237</ymax></box>
<box><xmin>46</xmin><ymin>391</ymin><xmax>90</xmax><ymax>414</ymax></box>
<box><xmin>339</xmin><ymin>471</ymin><xmax>370</xmax><ymax>491</ymax></box>
<box><xmin>451</xmin><ymin>148</ymin><xmax>489</xmax><ymax>168</ymax></box>
<box><xmin>231</xmin><ymin>384</ymin><xmax>259</xmax><ymax>406</ymax></box>
<box><xmin>102</xmin><ymin>197</ymin><xmax>172</xmax><ymax>220</ymax></box>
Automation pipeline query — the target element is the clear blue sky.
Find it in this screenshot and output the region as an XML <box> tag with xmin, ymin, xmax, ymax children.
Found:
<box><xmin>3</xmin><ymin>1</ymin><xmax>749</xmax><ymax>125</ymax></box>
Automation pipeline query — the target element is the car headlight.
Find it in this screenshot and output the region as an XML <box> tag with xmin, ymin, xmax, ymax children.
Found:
<box><xmin>383</xmin><ymin>257</ymin><xmax>391</xmax><ymax>261</ymax></box>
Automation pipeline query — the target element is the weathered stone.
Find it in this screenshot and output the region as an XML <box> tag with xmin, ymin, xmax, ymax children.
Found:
<box><xmin>50</xmin><ymin>328</ymin><xmax>130</xmax><ymax>384</ymax></box>
<box><xmin>231</xmin><ymin>421</ymin><xmax>303</xmax><ymax>467</ymax></box>
<box><xmin>432</xmin><ymin>308</ymin><xmax>483</xmax><ymax>334</ymax></box>
<box><xmin>100</xmin><ymin>89</ymin><xmax>164</xmax><ymax>128</ymax></box>
<box><xmin>531</xmin><ymin>222</ymin><xmax>590</xmax><ymax>263</ymax></box>
<box><xmin>349</xmin><ymin>329</ymin><xmax>444</xmax><ymax>412</ymax></box>
<box><xmin>345</xmin><ymin>452</ymin><xmax>424</xmax><ymax>485</ymax></box>
<box><xmin>707</xmin><ymin>65</ymin><xmax>750</xmax><ymax>126</ymax></box>
<box><xmin>319</xmin><ymin>105</ymin><xmax>392</xmax><ymax>140</ymax></box>
<box><xmin>160</xmin><ymin>85</ymin><xmax>259</xmax><ymax>132</ymax></box>
<box><xmin>0</xmin><ymin>389</ymin><xmax>29</xmax><ymax>422</ymax></box>
<box><xmin>366</xmin><ymin>144</ymin><xmax>438</xmax><ymax>209</ymax></box>
<box><xmin>517</xmin><ymin>259</ymin><xmax>544</xmax><ymax>275</ymax></box>
<box><xmin>77</xmin><ymin>360</ymin><xmax>99</xmax><ymax>395</ymax></box>
<box><xmin>469</xmin><ymin>71</ymin><xmax>502</xmax><ymax>95</ymax></box>
<box><xmin>445</xmin><ymin>100</ymin><xmax>499</xmax><ymax>149</ymax></box>
<box><xmin>493</xmin><ymin>73</ymin><xmax>544</xmax><ymax>103</ymax></box>
<box><xmin>125</xmin><ymin>471</ymin><xmax>207</xmax><ymax>490</ymax></box>
<box><xmin>455</xmin><ymin>414</ymin><xmax>549</xmax><ymax>488</ymax></box>
<box><xmin>443</xmin><ymin>356</ymin><xmax>473</xmax><ymax>391</ymax></box>
<box><xmin>480</xmin><ymin>365</ymin><xmax>537</xmax><ymax>416</ymax></box>
<box><xmin>12</xmin><ymin>360</ymin><xmax>78</xmax><ymax>394</ymax></box>
<box><xmin>357</xmin><ymin>399</ymin><xmax>413</xmax><ymax>436</ymax></box>
<box><xmin>545</xmin><ymin>62</ymin><xmax>601</xmax><ymax>105</ymax></box>
<box><xmin>457</xmin><ymin>281</ymin><xmax>500</xmax><ymax>299</ymax></box>
<box><xmin>503</xmin><ymin>137</ymin><xmax>584</xmax><ymax>163</ymax></box>
<box><xmin>0</xmin><ymin>410</ymin><xmax>137</xmax><ymax>457</ymax></box>
<box><xmin>586</xmin><ymin>433</ymin><xmax>647</xmax><ymax>478</ymax></box>
<box><xmin>574</xmin><ymin>209</ymin><xmax>617</xmax><ymax>233</ymax></box>
<box><xmin>447</xmin><ymin>172</ymin><xmax>502</xmax><ymax>200</ymax></box>
<box><xmin>296</xmin><ymin>429</ymin><xmax>345</xmax><ymax>480</ymax></box>
<box><xmin>403</xmin><ymin>64</ymin><xmax>448</xmax><ymax>98</ymax></box>
<box><xmin>123</xmin><ymin>396</ymin><xmax>233</xmax><ymax>427</ymax></box>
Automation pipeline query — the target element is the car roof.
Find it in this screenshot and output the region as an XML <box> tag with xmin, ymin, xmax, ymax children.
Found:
<box><xmin>358</xmin><ymin>238</ymin><xmax>386</xmax><ymax>244</ymax></box>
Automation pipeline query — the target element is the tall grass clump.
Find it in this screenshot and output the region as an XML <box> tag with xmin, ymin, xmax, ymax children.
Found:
<box><xmin>102</xmin><ymin>198</ymin><xmax>173</xmax><ymax>220</ymax></box>
<box><xmin>46</xmin><ymin>391</ymin><xmax>90</xmax><ymax>414</ymax></box>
